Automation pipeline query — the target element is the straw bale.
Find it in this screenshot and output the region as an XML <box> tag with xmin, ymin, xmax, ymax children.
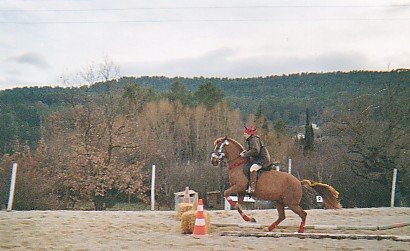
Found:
<box><xmin>176</xmin><ymin>203</ymin><xmax>193</xmax><ymax>219</ymax></box>
<box><xmin>180</xmin><ymin>210</ymin><xmax>211</xmax><ymax>234</ymax></box>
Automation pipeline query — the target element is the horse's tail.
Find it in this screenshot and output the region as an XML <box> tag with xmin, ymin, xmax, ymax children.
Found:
<box><xmin>301</xmin><ymin>179</ymin><xmax>342</xmax><ymax>209</ymax></box>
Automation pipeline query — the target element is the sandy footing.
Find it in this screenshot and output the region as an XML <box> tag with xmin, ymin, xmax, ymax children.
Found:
<box><xmin>1</xmin><ymin>207</ymin><xmax>409</xmax><ymax>250</ymax></box>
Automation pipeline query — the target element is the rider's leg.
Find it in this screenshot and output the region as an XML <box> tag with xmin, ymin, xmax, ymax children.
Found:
<box><xmin>249</xmin><ymin>164</ymin><xmax>262</xmax><ymax>194</ymax></box>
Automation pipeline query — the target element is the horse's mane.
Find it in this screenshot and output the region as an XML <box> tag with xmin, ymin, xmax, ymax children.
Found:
<box><xmin>214</xmin><ymin>137</ymin><xmax>244</xmax><ymax>151</ymax></box>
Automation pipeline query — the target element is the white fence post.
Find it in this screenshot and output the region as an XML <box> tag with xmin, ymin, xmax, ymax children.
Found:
<box><xmin>151</xmin><ymin>164</ymin><xmax>156</xmax><ymax>211</ymax></box>
<box><xmin>7</xmin><ymin>163</ymin><xmax>18</xmax><ymax>212</ymax></box>
<box><xmin>390</xmin><ymin>168</ymin><xmax>397</xmax><ymax>207</ymax></box>
<box><xmin>288</xmin><ymin>159</ymin><xmax>292</xmax><ymax>174</ymax></box>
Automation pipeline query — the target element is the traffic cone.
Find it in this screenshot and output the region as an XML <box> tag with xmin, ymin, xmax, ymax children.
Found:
<box><xmin>192</xmin><ymin>199</ymin><xmax>207</xmax><ymax>238</ymax></box>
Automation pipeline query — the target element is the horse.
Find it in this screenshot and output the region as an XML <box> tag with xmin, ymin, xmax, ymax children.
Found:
<box><xmin>211</xmin><ymin>136</ymin><xmax>341</xmax><ymax>233</ymax></box>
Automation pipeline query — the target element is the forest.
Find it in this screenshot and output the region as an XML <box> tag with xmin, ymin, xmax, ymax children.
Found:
<box><xmin>0</xmin><ymin>65</ymin><xmax>409</xmax><ymax>211</ymax></box>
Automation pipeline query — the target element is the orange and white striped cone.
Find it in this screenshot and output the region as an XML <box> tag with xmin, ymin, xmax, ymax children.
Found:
<box><xmin>192</xmin><ymin>199</ymin><xmax>207</xmax><ymax>238</ymax></box>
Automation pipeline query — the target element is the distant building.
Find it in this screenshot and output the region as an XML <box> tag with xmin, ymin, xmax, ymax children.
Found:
<box><xmin>295</xmin><ymin>123</ymin><xmax>320</xmax><ymax>140</ymax></box>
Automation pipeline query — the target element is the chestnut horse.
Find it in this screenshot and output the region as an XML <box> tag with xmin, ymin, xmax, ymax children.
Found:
<box><xmin>211</xmin><ymin>137</ymin><xmax>341</xmax><ymax>233</ymax></box>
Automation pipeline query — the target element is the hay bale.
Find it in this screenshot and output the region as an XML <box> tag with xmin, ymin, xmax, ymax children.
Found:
<box><xmin>176</xmin><ymin>203</ymin><xmax>193</xmax><ymax>219</ymax></box>
<box><xmin>180</xmin><ymin>210</ymin><xmax>211</xmax><ymax>234</ymax></box>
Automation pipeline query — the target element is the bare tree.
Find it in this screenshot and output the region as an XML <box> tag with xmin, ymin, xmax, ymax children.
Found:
<box><xmin>47</xmin><ymin>58</ymin><xmax>151</xmax><ymax>210</ymax></box>
<box><xmin>327</xmin><ymin>83</ymin><xmax>409</xmax><ymax>205</ymax></box>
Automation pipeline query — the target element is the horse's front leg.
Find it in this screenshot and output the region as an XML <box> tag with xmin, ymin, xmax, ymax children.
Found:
<box><xmin>236</xmin><ymin>192</ymin><xmax>256</xmax><ymax>222</ymax></box>
<box><xmin>224</xmin><ymin>186</ymin><xmax>256</xmax><ymax>222</ymax></box>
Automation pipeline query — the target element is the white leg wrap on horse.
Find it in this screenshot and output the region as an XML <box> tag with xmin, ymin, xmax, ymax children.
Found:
<box><xmin>250</xmin><ymin>164</ymin><xmax>262</xmax><ymax>172</ymax></box>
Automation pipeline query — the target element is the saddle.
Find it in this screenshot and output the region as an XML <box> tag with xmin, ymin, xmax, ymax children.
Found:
<box><xmin>243</xmin><ymin>161</ymin><xmax>276</xmax><ymax>180</ymax></box>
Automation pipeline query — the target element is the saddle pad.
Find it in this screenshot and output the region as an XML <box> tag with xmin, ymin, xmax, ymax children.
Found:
<box><xmin>243</xmin><ymin>162</ymin><xmax>274</xmax><ymax>179</ymax></box>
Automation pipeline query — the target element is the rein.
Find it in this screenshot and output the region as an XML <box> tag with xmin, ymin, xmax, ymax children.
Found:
<box><xmin>216</xmin><ymin>153</ymin><xmax>246</xmax><ymax>170</ymax></box>
<box><xmin>227</xmin><ymin>156</ymin><xmax>246</xmax><ymax>170</ymax></box>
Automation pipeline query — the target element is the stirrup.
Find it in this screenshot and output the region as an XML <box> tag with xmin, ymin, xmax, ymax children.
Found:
<box><xmin>247</xmin><ymin>186</ymin><xmax>255</xmax><ymax>194</ymax></box>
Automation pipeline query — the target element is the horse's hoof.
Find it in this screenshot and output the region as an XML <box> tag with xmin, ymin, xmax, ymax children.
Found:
<box><xmin>249</xmin><ymin>217</ymin><xmax>256</xmax><ymax>223</ymax></box>
<box><xmin>263</xmin><ymin>227</ymin><xmax>270</xmax><ymax>232</ymax></box>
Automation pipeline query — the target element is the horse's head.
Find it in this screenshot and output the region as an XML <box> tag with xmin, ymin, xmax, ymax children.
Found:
<box><xmin>211</xmin><ymin>137</ymin><xmax>229</xmax><ymax>166</ymax></box>
<box><xmin>211</xmin><ymin>137</ymin><xmax>244</xmax><ymax>166</ymax></box>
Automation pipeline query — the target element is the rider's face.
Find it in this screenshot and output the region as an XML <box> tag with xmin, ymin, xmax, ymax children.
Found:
<box><xmin>243</xmin><ymin>132</ymin><xmax>251</xmax><ymax>139</ymax></box>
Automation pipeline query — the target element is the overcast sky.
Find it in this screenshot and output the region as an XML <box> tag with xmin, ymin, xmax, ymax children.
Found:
<box><xmin>0</xmin><ymin>0</ymin><xmax>409</xmax><ymax>90</ymax></box>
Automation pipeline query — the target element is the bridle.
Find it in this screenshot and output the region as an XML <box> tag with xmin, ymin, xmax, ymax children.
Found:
<box><xmin>211</xmin><ymin>139</ymin><xmax>230</xmax><ymax>161</ymax></box>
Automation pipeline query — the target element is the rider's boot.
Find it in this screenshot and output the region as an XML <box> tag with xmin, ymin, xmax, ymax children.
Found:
<box><xmin>249</xmin><ymin>171</ymin><xmax>257</xmax><ymax>194</ymax></box>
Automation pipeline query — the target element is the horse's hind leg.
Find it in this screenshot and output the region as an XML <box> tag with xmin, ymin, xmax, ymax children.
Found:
<box><xmin>288</xmin><ymin>205</ymin><xmax>307</xmax><ymax>233</ymax></box>
<box><xmin>267</xmin><ymin>202</ymin><xmax>286</xmax><ymax>231</ymax></box>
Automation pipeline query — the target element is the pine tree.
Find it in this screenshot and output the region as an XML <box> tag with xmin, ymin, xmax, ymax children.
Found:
<box><xmin>167</xmin><ymin>81</ymin><xmax>193</xmax><ymax>106</ymax></box>
<box><xmin>193</xmin><ymin>82</ymin><xmax>223</xmax><ymax>109</ymax></box>
<box><xmin>254</xmin><ymin>103</ymin><xmax>269</xmax><ymax>134</ymax></box>
<box><xmin>304</xmin><ymin>108</ymin><xmax>314</xmax><ymax>152</ymax></box>
<box><xmin>274</xmin><ymin>118</ymin><xmax>286</xmax><ymax>136</ymax></box>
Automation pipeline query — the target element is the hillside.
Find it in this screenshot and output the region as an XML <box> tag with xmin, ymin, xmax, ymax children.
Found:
<box><xmin>101</xmin><ymin>69</ymin><xmax>410</xmax><ymax>123</ymax></box>
<box><xmin>0</xmin><ymin>69</ymin><xmax>409</xmax><ymax>155</ymax></box>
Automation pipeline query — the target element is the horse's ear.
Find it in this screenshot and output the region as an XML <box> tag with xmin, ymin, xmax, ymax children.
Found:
<box><xmin>224</xmin><ymin>136</ymin><xmax>230</xmax><ymax>145</ymax></box>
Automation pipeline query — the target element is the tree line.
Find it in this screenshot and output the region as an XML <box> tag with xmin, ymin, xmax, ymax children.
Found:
<box><xmin>0</xmin><ymin>66</ymin><xmax>408</xmax><ymax>210</ymax></box>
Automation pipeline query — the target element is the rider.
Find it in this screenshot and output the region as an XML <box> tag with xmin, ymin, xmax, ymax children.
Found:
<box><xmin>240</xmin><ymin>126</ymin><xmax>271</xmax><ymax>194</ymax></box>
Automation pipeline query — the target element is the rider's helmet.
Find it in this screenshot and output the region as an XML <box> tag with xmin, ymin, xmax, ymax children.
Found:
<box><xmin>244</xmin><ymin>126</ymin><xmax>257</xmax><ymax>135</ymax></box>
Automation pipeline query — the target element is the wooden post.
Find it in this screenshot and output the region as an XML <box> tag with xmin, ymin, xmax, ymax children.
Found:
<box><xmin>193</xmin><ymin>193</ymin><xmax>199</xmax><ymax>210</ymax></box>
<box><xmin>390</xmin><ymin>168</ymin><xmax>397</xmax><ymax>207</ymax></box>
<box><xmin>184</xmin><ymin>186</ymin><xmax>190</xmax><ymax>203</ymax></box>
<box><xmin>151</xmin><ymin>164</ymin><xmax>156</xmax><ymax>210</ymax></box>
<box><xmin>7</xmin><ymin>163</ymin><xmax>18</xmax><ymax>212</ymax></box>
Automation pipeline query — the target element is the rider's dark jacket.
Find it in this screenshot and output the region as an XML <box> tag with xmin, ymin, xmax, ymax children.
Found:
<box><xmin>242</xmin><ymin>135</ymin><xmax>271</xmax><ymax>166</ymax></box>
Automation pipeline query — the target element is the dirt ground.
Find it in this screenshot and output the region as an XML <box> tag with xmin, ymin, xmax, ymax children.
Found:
<box><xmin>0</xmin><ymin>207</ymin><xmax>409</xmax><ymax>250</ymax></box>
